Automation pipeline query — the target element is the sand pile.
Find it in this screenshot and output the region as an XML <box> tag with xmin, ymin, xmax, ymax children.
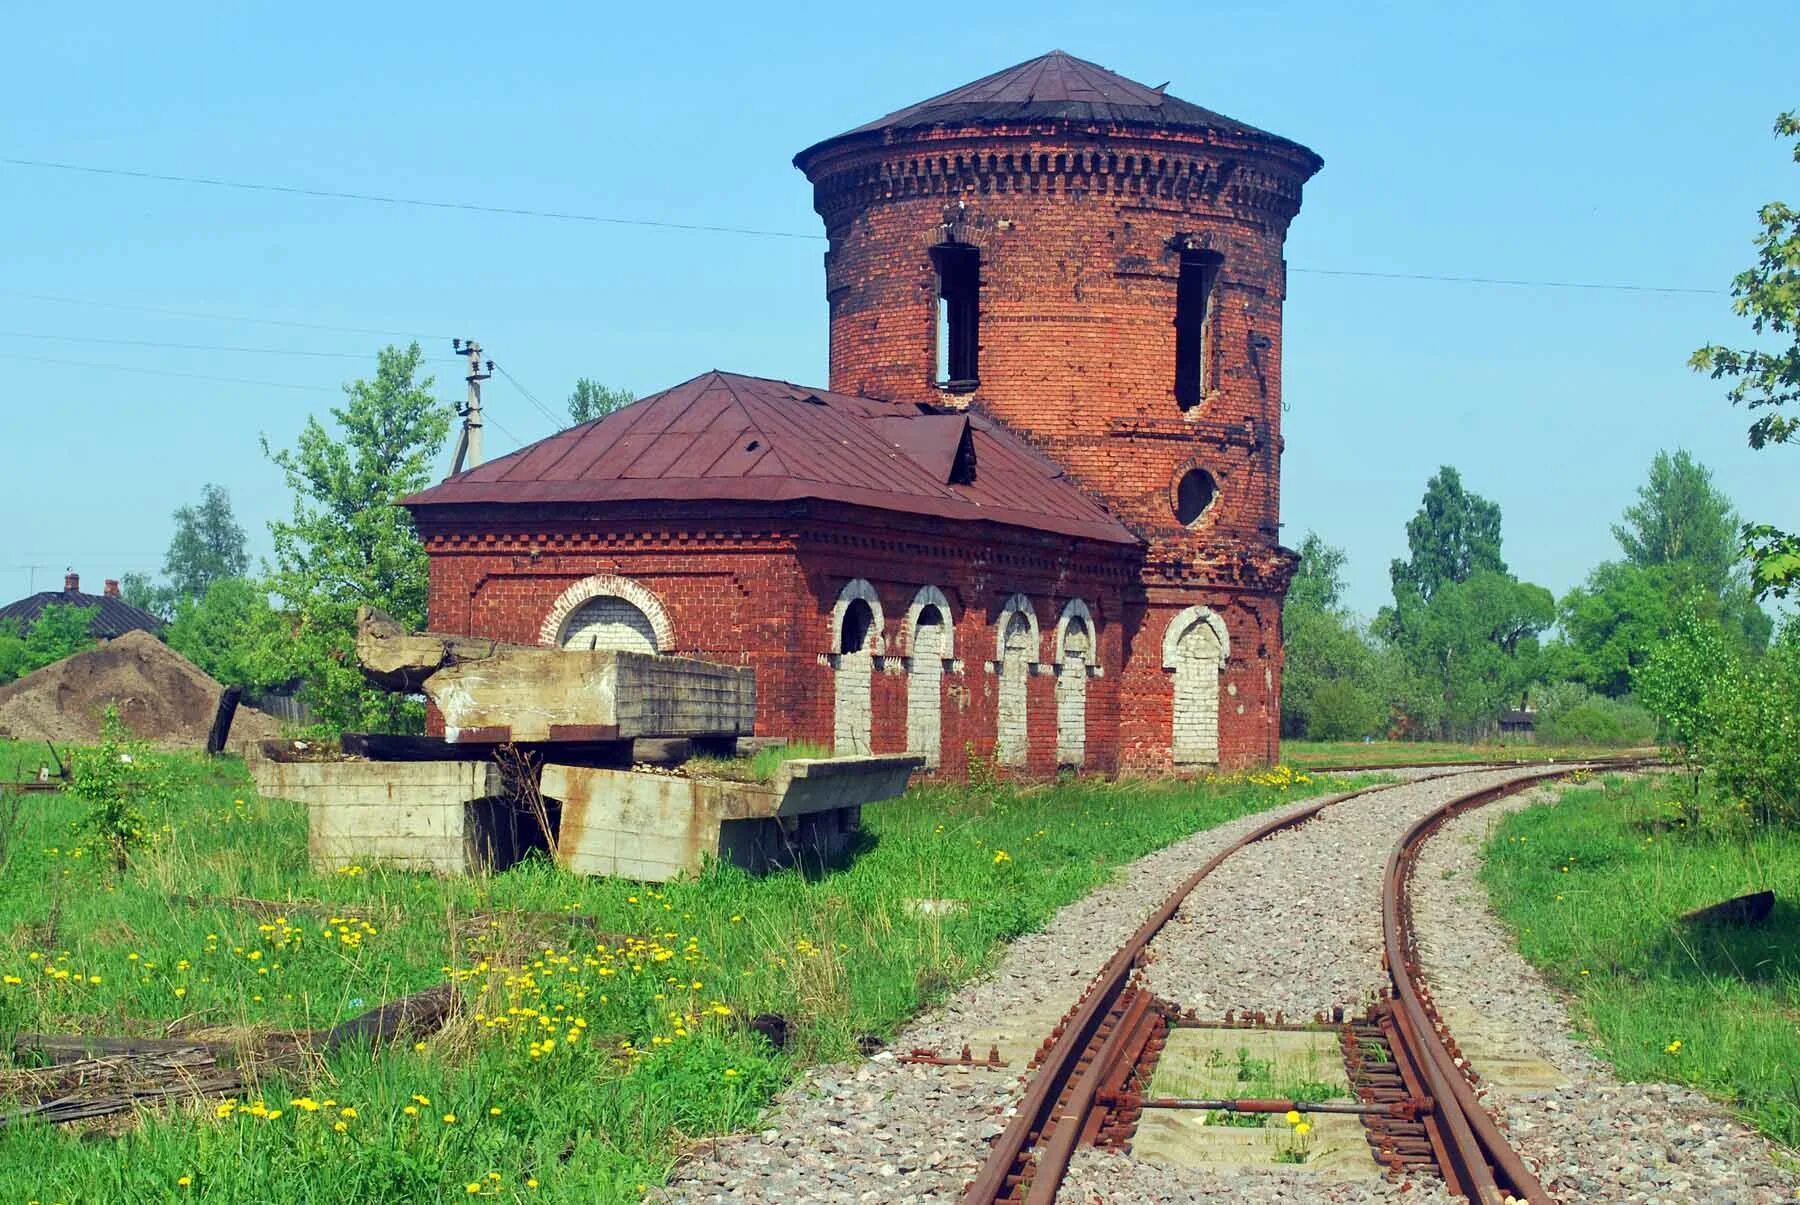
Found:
<box><xmin>0</xmin><ymin>630</ymin><xmax>284</xmax><ymax>750</ymax></box>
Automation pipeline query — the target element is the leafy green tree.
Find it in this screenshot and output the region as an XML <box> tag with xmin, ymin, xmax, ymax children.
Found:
<box><xmin>262</xmin><ymin>344</ymin><xmax>450</xmax><ymax>731</ymax></box>
<box><xmin>117</xmin><ymin>572</ymin><xmax>168</xmax><ymax>619</ymax></box>
<box><xmin>1558</xmin><ymin>562</ymin><xmax>1684</xmax><ymax>697</ymax></box>
<box><xmin>1691</xmin><ymin>112</ymin><xmax>1800</xmax><ymax>598</ymax></box>
<box><xmin>0</xmin><ymin>603</ymin><xmax>100</xmax><ymax>684</ymax></box>
<box><xmin>1397</xmin><ymin>572</ymin><xmax>1554</xmax><ymax>739</ymax></box>
<box><xmin>163</xmin><ymin>483</ymin><xmax>249</xmax><ymax>604</ymax></box>
<box><xmin>164</xmin><ymin>578</ymin><xmax>299</xmax><ymax>694</ymax></box>
<box><xmin>1633</xmin><ymin>608</ymin><xmax>1736</xmax><ymax>773</ymax></box>
<box><xmin>1281</xmin><ymin>534</ymin><xmax>1382</xmax><ymax>739</ymax></box>
<box><xmin>567</xmin><ymin>378</ymin><xmax>634</xmax><ymax>425</ymax></box>
<box><xmin>1389</xmin><ymin>466</ymin><xmax>1506</xmax><ymax>607</ymax></box>
<box><xmin>1613</xmin><ymin>450</ymin><xmax>1742</xmax><ymax>599</ymax></box>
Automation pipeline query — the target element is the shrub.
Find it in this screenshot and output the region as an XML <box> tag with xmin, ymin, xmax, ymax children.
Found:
<box><xmin>1306</xmin><ymin>679</ymin><xmax>1383</xmax><ymax>740</ymax></box>
<box><xmin>1695</xmin><ymin>637</ymin><xmax>1800</xmax><ymax>826</ymax></box>
<box><xmin>65</xmin><ymin>707</ymin><xmax>174</xmax><ymax>870</ymax></box>
<box><xmin>1533</xmin><ymin>684</ymin><xmax>1656</xmax><ymax>747</ymax></box>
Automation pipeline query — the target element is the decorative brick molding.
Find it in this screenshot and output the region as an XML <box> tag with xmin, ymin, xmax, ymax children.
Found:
<box><xmin>992</xmin><ymin>593</ymin><xmax>1040</xmax><ymax>664</ymax></box>
<box><xmin>1053</xmin><ymin>598</ymin><xmax>1098</xmax><ymax>670</ymax></box>
<box><xmin>538</xmin><ymin>574</ymin><xmax>675</xmax><ymax>650</ymax></box>
<box><xmin>901</xmin><ymin>584</ymin><xmax>955</xmax><ymax>661</ymax></box>
<box><xmin>828</xmin><ymin>578</ymin><xmax>886</xmax><ymax>655</ymax></box>
<box><xmin>1162</xmin><ymin>605</ymin><xmax>1231</xmax><ymax>669</ymax></box>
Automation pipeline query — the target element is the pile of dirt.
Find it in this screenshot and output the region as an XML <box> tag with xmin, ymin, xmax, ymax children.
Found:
<box><xmin>0</xmin><ymin>631</ymin><xmax>284</xmax><ymax>750</ymax></box>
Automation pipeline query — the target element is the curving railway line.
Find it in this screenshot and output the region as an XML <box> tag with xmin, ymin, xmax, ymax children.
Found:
<box><xmin>956</xmin><ymin>761</ymin><xmax>1651</xmax><ymax>1205</ymax></box>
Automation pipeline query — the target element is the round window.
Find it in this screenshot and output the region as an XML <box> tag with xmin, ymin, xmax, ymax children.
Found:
<box><xmin>1174</xmin><ymin>469</ymin><xmax>1218</xmax><ymax>526</ymax></box>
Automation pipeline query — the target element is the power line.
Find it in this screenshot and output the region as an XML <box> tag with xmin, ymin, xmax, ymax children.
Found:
<box><xmin>1</xmin><ymin>156</ymin><xmax>1735</xmax><ymax>296</ymax></box>
<box><xmin>493</xmin><ymin>363</ymin><xmax>562</xmax><ymax>427</ymax></box>
<box><xmin>0</xmin><ymin>288</ymin><xmax>447</xmax><ymax>340</ymax></box>
<box><xmin>12</xmin><ymin>352</ymin><xmax>340</xmax><ymax>394</ymax></box>
<box><xmin>0</xmin><ymin>330</ymin><xmax>372</xmax><ymax>358</ymax></box>
<box><xmin>1289</xmin><ymin>266</ymin><xmax>1724</xmax><ymax>296</ymax></box>
<box><xmin>2</xmin><ymin>155</ymin><xmax>823</xmax><ymax>241</ymax></box>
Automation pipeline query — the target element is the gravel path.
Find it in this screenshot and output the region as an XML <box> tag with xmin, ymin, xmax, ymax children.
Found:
<box><xmin>665</xmin><ymin>766</ymin><xmax>1798</xmax><ymax>1205</ymax></box>
<box><xmin>1409</xmin><ymin>783</ymin><xmax>1800</xmax><ymax>1205</ymax></box>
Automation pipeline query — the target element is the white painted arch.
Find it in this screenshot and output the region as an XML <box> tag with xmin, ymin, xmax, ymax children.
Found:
<box><xmin>1162</xmin><ymin>605</ymin><xmax>1231</xmax><ymax>669</ymax></box>
<box><xmin>993</xmin><ymin>593</ymin><xmax>1040</xmax><ymax>664</ymax></box>
<box><xmin>1053</xmin><ymin>598</ymin><xmax>1097</xmax><ymax>667</ymax></box>
<box><xmin>539</xmin><ymin>574</ymin><xmax>675</xmax><ymax>651</ymax></box>
<box><xmin>901</xmin><ymin>585</ymin><xmax>955</xmax><ymax>661</ymax></box>
<box><xmin>829</xmin><ymin>578</ymin><xmax>886</xmax><ymax>655</ymax></box>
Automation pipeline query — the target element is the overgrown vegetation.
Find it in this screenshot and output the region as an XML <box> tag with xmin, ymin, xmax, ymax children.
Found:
<box><xmin>0</xmin><ymin>739</ymin><xmax>1352</xmax><ymax>1202</ymax></box>
<box><xmin>0</xmin><ymin>603</ymin><xmax>97</xmax><ymax>686</ymax></box>
<box><xmin>1484</xmin><ymin>775</ymin><xmax>1800</xmax><ymax>1146</ymax></box>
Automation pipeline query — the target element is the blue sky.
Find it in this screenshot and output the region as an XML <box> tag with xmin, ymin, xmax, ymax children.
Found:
<box><xmin>4</xmin><ymin>1</ymin><xmax>1795</xmax><ymax>618</ymax></box>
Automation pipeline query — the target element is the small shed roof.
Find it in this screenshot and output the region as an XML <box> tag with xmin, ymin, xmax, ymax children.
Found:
<box><xmin>403</xmin><ymin>371</ymin><xmax>1138</xmax><ymax>547</ymax></box>
<box><xmin>795</xmin><ymin>50</ymin><xmax>1321</xmax><ymax>169</ymax></box>
<box><xmin>0</xmin><ymin>589</ymin><xmax>165</xmax><ymax>640</ymax></box>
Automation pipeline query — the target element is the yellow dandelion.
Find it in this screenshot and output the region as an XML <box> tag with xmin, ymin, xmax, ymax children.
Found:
<box><xmin>1284</xmin><ymin>1110</ymin><xmax>1301</xmax><ymax>1124</ymax></box>
<box><xmin>178</xmin><ymin>1176</ymin><xmax>192</xmax><ymax>1188</ymax></box>
<box><xmin>1295</xmin><ymin>1121</ymin><xmax>1311</xmax><ymax>1136</ymax></box>
<box><xmin>443</xmin><ymin>1113</ymin><xmax>458</xmax><ymax>1124</ymax></box>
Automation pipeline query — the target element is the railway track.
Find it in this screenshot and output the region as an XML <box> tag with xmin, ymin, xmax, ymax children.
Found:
<box><xmin>958</xmin><ymin>762</ymin><xmax>1651</xmax><ymax>1205</ymax></box>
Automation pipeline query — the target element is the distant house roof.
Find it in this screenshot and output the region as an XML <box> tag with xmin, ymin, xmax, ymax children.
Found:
<box><xmin>0</xmin><ymin>589</ymin><xmax>165</xmax><ymax>640</ymax></box>
<box><xmin>402</xmin><ymin>370</ymin><xmax>1139</xmax><ymax>547</ymax></box>
<box><xmin>795</xmin><ymin>50</ymin><xmax>1322</xmax><ymax>170</ymax></box>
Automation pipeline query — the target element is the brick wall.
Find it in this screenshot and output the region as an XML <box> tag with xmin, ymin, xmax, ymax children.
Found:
<box><xmin>413</xmin><ymin>493</ymin><xmax>1283</xmax><ymax>776</ymax></box>
<box><xmin>797</xmin><ymin>118</ymin><xmax>1315</xmax><ymax>773</ymax></box>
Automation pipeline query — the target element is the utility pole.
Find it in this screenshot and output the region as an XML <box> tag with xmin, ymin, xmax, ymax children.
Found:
<box><xmin>450</xmin><ymin>338</ymin><xmax>493</xmax><ymax>475</ymax></box>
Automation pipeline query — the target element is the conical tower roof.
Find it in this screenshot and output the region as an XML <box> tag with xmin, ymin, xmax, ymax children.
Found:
<box><xmin>796</xmin><ymin>50</ymin><xmax>1318</xmax><ymax>169</ymax></box>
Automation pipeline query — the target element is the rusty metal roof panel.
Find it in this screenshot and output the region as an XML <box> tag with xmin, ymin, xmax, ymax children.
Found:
<box><xmin>405</xmin><ymin>371</ymin><xmax>1137</xmax><ymax>546</ymax></box>
<box><xmin>795</xmin><ymin>50</ymin><xmax>1321</xmax><ymax>170</ymax></box>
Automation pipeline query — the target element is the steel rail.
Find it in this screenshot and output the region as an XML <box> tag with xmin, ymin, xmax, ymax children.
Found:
<box><xmin>961</xmin><ymin>760</ymin><xmax>1654</xmax><ymax>1205</ymax></box>
<box><xmin>957</xmin><ymin>773</ymin><xmax>1465</xmax><ymax>1205</ymax></box>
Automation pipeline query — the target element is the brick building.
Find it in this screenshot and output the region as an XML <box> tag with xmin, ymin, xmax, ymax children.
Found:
<box><xmin>403</xmin><ymin>51</ymin><xmax>1322</xmax><ymax>776</ymax></box>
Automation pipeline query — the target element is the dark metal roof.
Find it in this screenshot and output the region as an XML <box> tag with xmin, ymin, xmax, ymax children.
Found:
<box><xmin>0</xmin><ymin>590</ymin><xmax>165</xmax><ymax>640</ymax></box>
<box><xmin>403</xmin><ymin>371</ymin><xmax>1138</xmax><ymax>546</ymax></box>
<box><xmin>796</xmin><ymin>50</ymin><xmax>1319</xmax><ymax>168</ymax></box>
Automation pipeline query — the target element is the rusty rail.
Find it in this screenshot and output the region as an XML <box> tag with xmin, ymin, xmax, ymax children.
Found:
<box><xmin>960</xmin><ymin>761</ymin><xmax>1652</xmax><ymax>1205</ymax></box>
<box><xmin>957</xmin><ymin>775</ymin><xmax>1446</xmax><ymax>1205</ymax></box>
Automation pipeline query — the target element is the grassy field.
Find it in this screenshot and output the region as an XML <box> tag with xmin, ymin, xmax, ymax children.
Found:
<box><xmin>0</xmin><ymin>739</ymin><xmax>1353</xmax><ymax>1203</ymax></box>
<box><xmin>1482</xmin><ymin>775</ymin><xmax>1800</xmax><ymax>1147</ymax></box>
<box><xmin>1283</xmin><ymin>739</ymin><xmax>1648</xmax><ymax>769</ymax></box>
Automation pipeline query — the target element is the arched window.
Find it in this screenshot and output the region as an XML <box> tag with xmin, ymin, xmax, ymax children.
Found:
<box><xmin>539</xmin><ymin>574</ymin><xmax>675</xmax><ymax>652</ymax></box>
<box><xmin>903</xmin><ymin>586</ymin><xmax>954</xmax><ymax>769</ymax></box>
<box><xmin>829</xmin><ymin>579</ymin><xmax>884</xmax><ymax>755</ymax></box>
<box><xmin>993</xmin><ymin>594</ymin><xmax>1038</xmax><ymax>767</ymax></box>
<box><xmin>1054</xmin><ymin>599</ymin><xmax>1096</xmax><ymax>768</ymax></box>
<box><xmin>560</xmin><ymin>596</ymin><xmax>659</xmax><ymax>654</ymax></box>
<box><xmin>1163</xmin><ymin>606</ymin><xmax>1231</xmax><ymax>766</ymax></box>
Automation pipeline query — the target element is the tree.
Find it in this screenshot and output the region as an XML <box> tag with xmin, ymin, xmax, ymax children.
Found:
<box><xmin>117</xmin><ymin>572</ymin><xmax>168</xmax><ymax>620</ymax></box>
<box><xmin>263</xmin><ymin>344</ymin><xmax>450</xmax><ymax>731</ymax></box>
<box><xmin>1691</xmin><ymin>112</ymin><xmax>1800</xmax><ymax>598</ymax></box>
<box><xmin>1389</xmin><ymin>466</ymin><xmax>1506</xmax><ymax>607</ymax></box>
<box><xmin>163</xmin><ymin>483</ymin><xmax>249</xmax><ymax>604</ymax></box>
<box><xmin>1613</xmin><ymin>450</ymin><xmax>1742</xmax><ymax>599</ymax></box>
<box><xmin>1393</xmin><ymin>572</ymin><xmax>1554</xmax><ymax>740</ymax></box>
<box><xmin>0</xmin><ymin>603</ymin><xmax>99</xmax><ymax>685</ymax></box>
<box><xmin>1281</xmin><ymin>534</ymin><xmax>1384</xmax><ymax>740</ymax></box>
<box><xmin>567</xmin><ymin>379</ymin><xmax>634</xmax><ymax>425</ymax></box>
<box><xmin>164</xmin><ymin>578</ymin><xmax>299</xmax><ymax>694</ymax></box>
<box><xmin>1558</xmin><ymin>562</ymin><xmax>1683</xmax><ymax>697</ymax></box>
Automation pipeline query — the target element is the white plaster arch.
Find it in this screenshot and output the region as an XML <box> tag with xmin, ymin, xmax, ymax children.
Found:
<box><xmin>539</xmin><ymin>574</ymin><xmax>675</xmax><ymax>651</ymax></box>
<box><xmin>1053</xmin><ymin>598</ymin><xmax>1098</xmax><ymax>667</ymax></box>
<box><xmin>828</xmin><ymin>578</ymin><xmax>886</xmax><ymax>655</ymax></box>
<box><xmin>901</xmin><ymin>585</ymin><xmax>955</xmax><ymax>661</ymax></box>
<box><xmin>993</xmin><ymin>593</ymin><xmax>1041</xmax><ymax>664</ymax></box>
<box><xmin>1161</xmin><ymin>605</ymin><xmax>1231</xmax><ymax>670</ymax></box>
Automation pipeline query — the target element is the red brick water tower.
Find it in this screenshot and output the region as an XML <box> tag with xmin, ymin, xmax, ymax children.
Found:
<box><xmin>795</xmin><ymin>51</ymin><xmax>1323</xmax><ymax>768</ymax></box>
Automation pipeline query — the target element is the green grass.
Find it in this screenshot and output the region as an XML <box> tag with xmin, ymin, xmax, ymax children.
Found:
<box><xmin>1482</xmin><ymin>775</ymin><xmax>1800</xmax><ymax>1147</ymax></box>
<box><xmin>681</xmin><ymin>741</ymin><xmax>834</xmax><ymax>784</ymax></box>
<box><xmin>1283</xmin><ymin>739</ymin><xmax>1646</xmax><ymax>769</ymax></box>
<box><xmin>0</xmin><ymin>738</ymin><xmax>1359</xmax><ymax>1203</ymax></box>
<box><xmin>0</xmin><ymin>741</ymin><xmax>62</xmax><ymax>784</ymax></box>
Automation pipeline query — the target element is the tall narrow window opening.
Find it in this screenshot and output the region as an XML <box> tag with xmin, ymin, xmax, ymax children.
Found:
<box><xmin>1174</xmin><ymin>250</ymin><xmax>1222</xmax><ymax>410</ymax></box>
<box><xmin>931</xmin><ymin>243</ymin><xmax>980</xmax><ymax>390</ymax></box>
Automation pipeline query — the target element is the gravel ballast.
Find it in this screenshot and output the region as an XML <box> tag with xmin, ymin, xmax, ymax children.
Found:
<box><xmin>665</xmin><ymin>767</ymin><xmax>1800</xmax><ymax>1204</ymax></box>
